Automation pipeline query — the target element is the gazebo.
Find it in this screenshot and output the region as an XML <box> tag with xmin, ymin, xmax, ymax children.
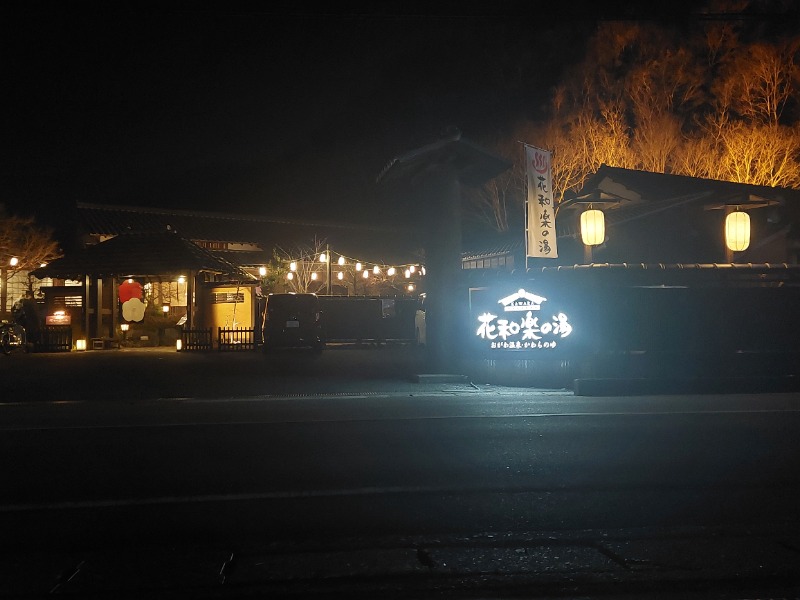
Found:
<box><xmin>32</xmin><ymin>231</ymin><xmax>249</xmax><ymax>343</ymax></box>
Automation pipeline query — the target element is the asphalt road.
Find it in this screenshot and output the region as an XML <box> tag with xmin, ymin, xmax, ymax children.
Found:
<box><xmin>1</xmin><ymin>346</ymin><xmax>799</xmax><ymax>598</ymax></box>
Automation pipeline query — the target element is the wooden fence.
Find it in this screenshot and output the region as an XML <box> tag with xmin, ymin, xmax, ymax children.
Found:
<box><xmin>180</xmin><ymin>328</ymin><xmax>213</xmax><ymax>351</ymax></box>
<box><xmin>218</xmin><ymin>327</ymin><xmax>257</xmax><ymax>351</ymax></box>
<box><xmin>35</xmin><ymin>325</ymin><xmax>72</xmax><ymax>353</ymax></box>
<box><xmin>178</xmin><ymin>327</ymin><xmax>258</xmax><ymax>351</ymax></box>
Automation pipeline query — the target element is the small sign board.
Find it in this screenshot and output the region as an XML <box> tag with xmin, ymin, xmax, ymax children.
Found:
<box><xmin>46</xmin><ymin>313</ymin><xmax>71</xmax><ymax>325</ymax></box>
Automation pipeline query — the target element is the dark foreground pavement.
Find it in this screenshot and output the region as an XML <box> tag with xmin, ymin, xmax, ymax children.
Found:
<box><xmin>1</xmin><ymin>343</ymin><xmax>442</xmax><ymax>402</ymax></box>
<box><xmin>2</xmin><ymin>345</ymin><xmax>800</xmax><ymax>598</ymax></box>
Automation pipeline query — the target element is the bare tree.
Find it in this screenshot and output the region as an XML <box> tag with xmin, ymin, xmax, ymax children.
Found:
<box><xmin>1</xmin><ymin>209</ymin><xmax>61</xmax><ymax>295</ymax></box>
<box><xmin>268</xmin><ymin>238</ymin><xmax>329</xmax><ymax>295</ymax></box>
<box><xmin>507</xmin><ymin>13</ymin><xmax>800</xmax><ymax>221</ymax></box>
<box><xmin>463</xmin><ymin>166</ymin><xmax>517</xmax><ymax>232</ymax></box>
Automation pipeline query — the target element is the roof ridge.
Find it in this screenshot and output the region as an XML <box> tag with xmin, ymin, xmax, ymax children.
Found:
<box><xmin>75</xmin><ymin>202</ymin><xmax>403</xmax><ymax>232</ymax></box>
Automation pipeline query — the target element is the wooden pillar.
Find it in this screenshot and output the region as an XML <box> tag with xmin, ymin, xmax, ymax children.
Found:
<box><xmin>111</xmin><ymin>277</ymin><xmax>118</xmax><ymax>335</ymax></box>
<box><xmin>96</xmin><ymin>277</ymin><xmax>103</xmax><ymax>337</ymax></box>
<box><xmin>84</xmin><ymin>274</ymin><xmax>91</xmax><ymax>340</ymax></box>
<box><xmin>0</xmin><ymin>267</ymin><xmax>7</xmax><ymax>317</ymax></box>
<box><xmin>187</xmin><ymin>271</ymin><xmax>195</xmax><ymax>329</ymax></box>
<box><xmin>423</xmin><ymin>163</ymin><xmax>464</xmax><ymax>374</ymax></box>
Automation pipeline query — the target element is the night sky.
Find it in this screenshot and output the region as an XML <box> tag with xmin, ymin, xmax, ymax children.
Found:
<box><xmin>4</xmin><ymin>1</ymin><xmax>721</xmax><ymax>245</ymax></box>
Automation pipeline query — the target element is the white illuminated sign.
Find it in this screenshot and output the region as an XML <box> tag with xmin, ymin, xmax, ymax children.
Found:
<box><xmin>475</xmin><ymin>288</ymin><xmax>572</xmax><ymax>350</ymax></box>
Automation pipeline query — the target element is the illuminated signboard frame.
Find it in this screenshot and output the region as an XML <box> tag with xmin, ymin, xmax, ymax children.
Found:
<box><xmin>468</xmin><ymin>285</ymin><xmax>579</xmax><ymax>355</ymax></box>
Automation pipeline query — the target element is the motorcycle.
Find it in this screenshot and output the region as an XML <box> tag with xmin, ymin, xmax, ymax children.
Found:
<box><xmin>0</xmin><ymin>320</ymin><xmax>27</xmax><ymax>355</ymax></box>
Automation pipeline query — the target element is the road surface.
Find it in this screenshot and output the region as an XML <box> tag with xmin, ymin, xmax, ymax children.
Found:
<box><xmin>1</xmin><ymin>365</ymin><xmax>799</xmax><ymax>598</ymax></box>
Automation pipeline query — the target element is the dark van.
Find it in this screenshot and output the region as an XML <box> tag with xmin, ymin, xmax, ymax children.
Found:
<box><xmin>262</xmin><ymin>293</ymin><xmax>324</xmax><ymax>353</ymax></box>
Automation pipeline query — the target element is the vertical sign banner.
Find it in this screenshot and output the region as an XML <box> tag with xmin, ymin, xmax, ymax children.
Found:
<box><xmin>525</xmin><ymin>145</ymin><xmax>558</xmax><ymax>258</ymax></box>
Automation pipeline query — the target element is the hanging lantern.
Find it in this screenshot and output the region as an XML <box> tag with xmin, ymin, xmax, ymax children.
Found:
<box><xmin>725</xmin><ymin>210</ymin><xmax>750</xmax><ymax>252</ymax></box>
<box><xmin>580</xmin><ymin>209</ymin><xmax>605</xmax><ymax>246</ymax></box>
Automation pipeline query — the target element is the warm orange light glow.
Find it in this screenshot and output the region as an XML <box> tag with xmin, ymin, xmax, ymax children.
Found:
<box><xmin>580</xmin><ymin>209</ymin><xmax>605</xmax><ymax>246</ymax></box>
<box><xmin>725</xmin><ymin>211</ymin><xmax>750</xmax><ymax>252</ymax></box>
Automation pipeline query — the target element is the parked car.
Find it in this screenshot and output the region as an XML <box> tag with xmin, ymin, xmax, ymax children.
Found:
<box><xmin>262</xmin><ymin>293</ymin><xmax>324</xmax><ymax>353</ymax></box>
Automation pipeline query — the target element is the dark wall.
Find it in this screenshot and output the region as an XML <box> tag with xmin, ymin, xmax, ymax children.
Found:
<box><xmin>318</xmin><ymin>296</ymin><xmax>416</xmax><ymax>343</ymax></box>
<box><xmin>469</xmin><ymin>267</ymin><xmax>800</xmax><ymax>380</ymax></box>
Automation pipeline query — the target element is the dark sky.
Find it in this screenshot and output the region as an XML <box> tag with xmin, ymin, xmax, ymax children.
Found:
<box><xmin>4</xmin><ymin>1</ymin><xmax>721</xmax><ymax>242</ymax></box>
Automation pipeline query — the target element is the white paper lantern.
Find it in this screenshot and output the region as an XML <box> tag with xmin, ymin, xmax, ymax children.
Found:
<box><xmin>580</xmin><ymin>209</ymin><xmax>605</xmax><ymax>246</ymax></box>
<box><xmin>725</xmin><ymin>211</ymin><xmax>750</xmax><ymax>252</ymax></box>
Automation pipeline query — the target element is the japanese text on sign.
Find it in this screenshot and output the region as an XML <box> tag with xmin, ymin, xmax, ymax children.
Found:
<box><xmin>475</xmin><ymin>289</ymin><xmax>572</xmax><ymax>351</ymax></box>
<box><xmin>525</xmin><ymin>145</ymin><xmax>558</xmax><ymax>259</ymax></box>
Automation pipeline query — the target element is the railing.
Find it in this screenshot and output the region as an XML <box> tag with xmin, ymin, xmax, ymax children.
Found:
<box><xmin>35</xmin><ymin>325</ymin><xmax>72</xmax><ymax>352</ymax></box>
<box><xmin>180</xmin><ymin>328</ymin><xmax>213</xmax><ymax>351</ymax></box>
<box><xmin>218</xmin><ymin>327</ymin><xmax>257</xmax><ymax>351</ymax></box>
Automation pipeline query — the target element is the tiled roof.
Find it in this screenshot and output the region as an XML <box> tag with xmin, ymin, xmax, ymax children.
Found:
<box><xmin>557</xmin><ymin>165</ymin><xmax>800</xmax><ymax>238</ymax></box>
<box><xmin>75</xmin><ymin>203</ymin><xmax>420</xmax><ymax>265</ymax></box>
<box><xmin>462</xmin><ymin>238</ymin><xmax>523</xmax><ymax>260</ymax></box>
<box><xmin>32</xmin><ymin>231</ymin><xmax>247</xmax><ymax>279</ymax></box>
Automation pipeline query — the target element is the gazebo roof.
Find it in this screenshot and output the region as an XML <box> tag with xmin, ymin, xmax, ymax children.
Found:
<box><xmin>32</xmin><ymin>231</ymin><xmax>249</xmax><ymax>280</ymax></box>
